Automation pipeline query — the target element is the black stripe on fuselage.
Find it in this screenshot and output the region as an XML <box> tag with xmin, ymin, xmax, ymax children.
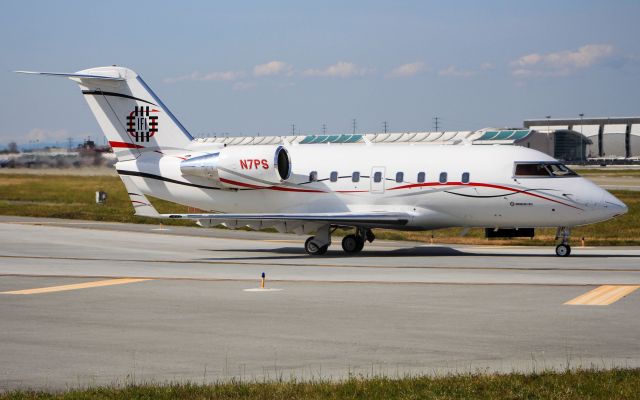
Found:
<box><xmin>82</xmin><ymin>90</ymin><xmax>158</xmax><ymax>106</ymax></box>
<box><xmin>117</xmin><ymin>170</ymin><xmax>221</xmax><ymax>190</ymax></box>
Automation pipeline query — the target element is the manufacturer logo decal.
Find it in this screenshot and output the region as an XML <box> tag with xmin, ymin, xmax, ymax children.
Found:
<box><xmin>126</xmin><ymin>106</ymin><xmax>159</xmax><ymax>142</ymax></box>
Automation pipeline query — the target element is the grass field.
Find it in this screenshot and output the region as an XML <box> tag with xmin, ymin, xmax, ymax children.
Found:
<box><xmin>573</xmin><ymin>168</ymin><xmax>640</xmax><ymax>177</ymax></box>
<box><xmin>0</xmin><ymin>173</ymin><xmax>638</xmax><ymax>245</ymax></box>
<box><xmin>2</xmin><ymin>369</ymin><xmax>639</xmax><ymax>399</ymax></box>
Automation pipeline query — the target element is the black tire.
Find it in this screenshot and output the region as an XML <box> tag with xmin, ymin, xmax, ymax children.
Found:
<box><xmin>555</xmin><ymin>244</ymin><xmax>571</xmax><ymax>257</ymax></box>
<box><xmin>342</xmin><ymin>235</ymin><xmax>359</xmax><ymax>253</ymax></box>
<box><xmin>342</xmin><ymin>235</ymin><xmax>365</xmax><ymax>253</ymax></box>
<box><xmin>305</xmin><ymin>236</ymin><xmax>327</xmax><ymax>255</ymax></box>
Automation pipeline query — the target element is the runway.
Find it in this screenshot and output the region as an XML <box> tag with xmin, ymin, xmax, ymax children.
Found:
<box><xmin>1</xmin><ymin>216</ymin><xmax>639</xmax><ymax>390</ymax></box>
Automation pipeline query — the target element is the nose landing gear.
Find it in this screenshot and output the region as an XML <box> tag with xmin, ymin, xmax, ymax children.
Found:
<box><xmin>555</xmin><ymin>227</ymin><xmax>572</xmax><ymax>257</ymax></box>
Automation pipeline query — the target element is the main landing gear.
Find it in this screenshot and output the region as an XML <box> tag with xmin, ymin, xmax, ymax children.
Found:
<box><xmin>304</xmin><ymin>226</ymin><xmax>375</xmax><ymax>255</ymax></box>
<box><xmin>555</xmin><ymin>227</ymin><xmax>572</xmax><ymax>257</ymax></box>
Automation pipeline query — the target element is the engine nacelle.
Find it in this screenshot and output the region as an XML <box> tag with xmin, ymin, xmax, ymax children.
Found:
<box><xmin>180</xmin><ymin>145</ymin><xmax>291</xmax><ymax>189</ymax></box>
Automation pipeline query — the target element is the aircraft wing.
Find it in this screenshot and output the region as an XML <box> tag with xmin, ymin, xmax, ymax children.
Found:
<box><xmin>163</xmin><ymin>212</ymin><xmax>410</xmax><ymax>226</ymax></box>
<box><xmin>119</xmin><ymin>175</ymin><xmax>410</xmax><ymax>227</ymax></box>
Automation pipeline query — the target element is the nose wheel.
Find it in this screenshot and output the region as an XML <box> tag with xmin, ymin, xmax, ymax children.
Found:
<box><xmin>554</xmin><ymin>227</ymin><xmax>572</xmax><ymax>257</ymax></box>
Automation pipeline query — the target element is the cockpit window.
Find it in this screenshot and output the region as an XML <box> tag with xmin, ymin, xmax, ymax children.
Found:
<box><xmin>545</xmin><ymin>163</ymin><xmax>577</xmax><ymax>177</ymax></box>
<box><xmin>514</xmin><ymin>162</ymin><xmax>578</xmax><ymax>178</ymax></box>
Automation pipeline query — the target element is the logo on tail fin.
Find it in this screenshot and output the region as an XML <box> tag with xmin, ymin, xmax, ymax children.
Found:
<box><xmin>126</xmin><ymin>106</ymin><xmax>159</xmax><ymax>142</ymax></box>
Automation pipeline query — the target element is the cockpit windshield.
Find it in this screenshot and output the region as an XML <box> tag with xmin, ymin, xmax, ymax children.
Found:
<box><xmin>514</xmin><ymin>162</ymin><xmax>578</xmax><ymax>178</ymax></box>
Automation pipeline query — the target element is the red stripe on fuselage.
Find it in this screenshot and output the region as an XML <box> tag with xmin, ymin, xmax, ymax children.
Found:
<box><xmin>388</xmin><ymin>181</ymin><xmax>582</xmax><ymax>210</ymax></box>
<box><xmin>220</xmin><ymin>177</ymin><xmax>579</xmax><ymax>209</ymax></box>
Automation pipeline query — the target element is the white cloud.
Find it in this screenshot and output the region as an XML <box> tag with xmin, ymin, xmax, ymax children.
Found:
<box><xmin>302</xmin><ymin>62</ymin><xmax>370</xmax><ymax>78</ymax></box>
<box><xmin>201</xmin><ymin>70</ymin><xmax>244</xmax><ymax>81</ymax></box>
<box><xmin>388</xmin><ymin>62</ymin><xmax>426</xmax><ymax>78</ymax></box>
<box><xmin>438</xmin><ymin>66</ymin><xmax>476</xmax><ymax>77</ymax></box>
<box><xmin>253</xmin><ymin>61</ymin><xmax>293</xmax><ymax>77</ymax></box>
<box><xmin>164</xmin><ymin>70</ymin><xmax>244</xmax><ymax>83</ymax></box>
<box><xmin>511</xmin><ymin>44</ymin><xmax>614</xmax><ymax>77</ymax></box>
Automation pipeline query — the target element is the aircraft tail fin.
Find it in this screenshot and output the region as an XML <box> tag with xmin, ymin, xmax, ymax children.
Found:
<box><xmin>17</xmin><ymin>66</ymin><xmax>193</xmax><ymax>161</ymax></box>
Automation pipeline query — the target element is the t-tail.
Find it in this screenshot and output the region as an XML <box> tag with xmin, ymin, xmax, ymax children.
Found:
<box><xmin>16</xmin><ymin>66</ymin><xmax>193</xmax><ymax>161</ymax></box>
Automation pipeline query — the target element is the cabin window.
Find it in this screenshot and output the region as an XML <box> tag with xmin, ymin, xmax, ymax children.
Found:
<box><xmin>330</xmin><ymin>171</ymin><xmax>338</xmax><ymax>182</ymax></box>
<box><xmin>395</xmin><ymin>172</ymin><xmax>404</xmax><ymax>183</ymax></box>
<box><xmin>373</xmin><ymin>171</ymin><xmax>382</xmax><ymax>183</ymax></box>
<box><xmin>461</xmin><ymin>172</ymin><xmax>470</xmax><ymax>184</ymax></box>
<box><xmin>352</xmin><ymin>171</ymin><xmax>360</xmax><ymax>182</ymax></box>
<box><xmin>439</xmin><ymin>172</ymin><xmax>448</xmax><ymax>183</ymax></box>
<box><xmin>514</xmin><ymin>162</ymin><xmax>578</xmax><ymax>177</ymax></box>
<box><xmin>417</xmin><ymin>172</ymin><xmax>425</xmax><ymax>183</ymax></box>
<box><xmin>309</xmin><ymin>171</ymin><xmax>318</xmax><ymax>182</ymax></box>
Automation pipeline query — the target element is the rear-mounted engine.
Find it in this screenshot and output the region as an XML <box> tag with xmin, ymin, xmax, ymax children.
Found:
<box><xmin>180</xmin><ymin>145</ymin><xmax>291</xmax><ymax>189</ymax></box>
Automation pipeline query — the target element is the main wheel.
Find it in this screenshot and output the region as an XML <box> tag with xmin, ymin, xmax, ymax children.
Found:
<box><xmin>342</xmin><ymin>235</ymin><xmax>365</xmax><ymax>253</ymax></box>
<box><xmin>305</xmin><ymin>236</ymin><xmax>328</xmax><ymax>255</ymax></box>
<box><xmin>555</xmin><ymin>244</ymin><xmax>571</xmax><ymax>257</ymax></box>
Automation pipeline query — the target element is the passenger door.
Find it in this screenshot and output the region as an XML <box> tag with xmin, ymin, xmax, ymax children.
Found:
<box><xmin>370</xmin><ymin>166</ymin><xmax>385</xmax><ymax>193</ymax></box>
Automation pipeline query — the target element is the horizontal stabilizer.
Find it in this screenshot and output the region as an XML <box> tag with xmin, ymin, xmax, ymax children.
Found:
<box><xmin>14</xmin><ymin>70</ymin><xmax>125</xmax><ymax>81</ymax></box>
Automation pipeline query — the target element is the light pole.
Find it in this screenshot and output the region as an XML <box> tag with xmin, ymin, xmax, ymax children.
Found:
<box><xmin>579</xmin><ymin>113</ymin><xmax>584</xmax><ymax>163</ymax></box>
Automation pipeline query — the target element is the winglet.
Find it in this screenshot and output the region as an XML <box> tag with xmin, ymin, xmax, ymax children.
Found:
<box><xmin>118</xmin><ymin>175</ymin><xmax>160</xmax><ymax>218</ymax></box>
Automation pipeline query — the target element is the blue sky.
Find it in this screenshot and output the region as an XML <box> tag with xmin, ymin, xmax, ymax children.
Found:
<box><xmin>1</xmin><ymin>0</ymin><xmax>639</xmax><ymax>146</ymax></box>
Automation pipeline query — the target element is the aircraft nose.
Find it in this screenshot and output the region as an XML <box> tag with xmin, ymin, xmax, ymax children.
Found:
<box><xmin>602</xmin><ymin>190</ymin><xmax>628</xmax><ymax>215</ymax></box>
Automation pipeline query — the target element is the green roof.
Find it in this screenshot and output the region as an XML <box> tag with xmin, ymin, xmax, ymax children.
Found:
<box><xmin>477</xmin><ymin>131</ymin><xmax>499</xmax><ymax>140</ymax></box>
<box><xmin>477</xmin><ymin>130</ymin><xmax>532</xmax><ymax>141</ymax></box>
<box><xmin>510</xmin><ymin>130</ymin><xmax>531</xmax><ymax>140</ymax></box>
<box><xmin>493</xmin><ymin>130</ymin><xmax>514</xmax><ymax>140</ymax></box>
<box><xmin>299</xmin><ymin>135</ymin><xmax>316</xmax><ymax>144</ymax></box>
<box><xmin>298</xmin><ymin>134</ymin><xmax>363</xmax><ymax>144</ymax></box>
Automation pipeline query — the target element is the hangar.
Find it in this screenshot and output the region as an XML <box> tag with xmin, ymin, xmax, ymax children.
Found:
<box><xmin>525</xmin><ymin>117</ymin><xmax>640</xmax><ymax>161</ymax></box>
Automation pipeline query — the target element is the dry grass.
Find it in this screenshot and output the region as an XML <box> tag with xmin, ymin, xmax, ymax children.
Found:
<box><xmin>2</xmin><ymin>369</ymin><xmax>640</xmax><ymax>400</ymax></box>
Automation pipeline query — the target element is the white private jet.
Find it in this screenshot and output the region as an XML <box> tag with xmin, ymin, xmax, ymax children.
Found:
<box><xmin>18</xmin><ymin>66</ymin><xmax>628</xmax><ymax>257</ymax></box>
